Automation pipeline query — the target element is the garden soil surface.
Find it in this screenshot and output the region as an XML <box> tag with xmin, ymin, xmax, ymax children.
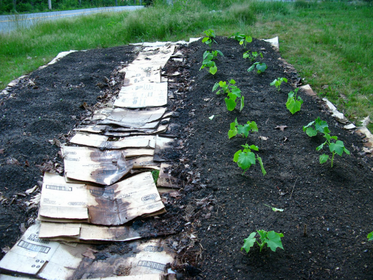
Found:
<box><xmin>1</xmin><ymin>37</ymin><xmax>373</xmax><ymax>280</ymax></box>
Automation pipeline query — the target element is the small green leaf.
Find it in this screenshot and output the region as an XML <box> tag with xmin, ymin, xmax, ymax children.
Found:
<box><xmin>225</xmin><ymin>98</ymin><xmax>236</xmax><ymax>111</ymax></box>
<box><xmin>368</xmin><ymin>231</ymin><xmax>373</xmax><ymax>241</ymax></box>
<box><xmin>305</xmin><ymin>127</ymin><xmax>317</xmax><ymax>137</ymax></box>
<box><xmin>209</xmin><ymin>65</ymin><xmax>217</xmax><ymax>75</ymax></box>
<box><xmin>256</xmin><ymin>63</ymin><xmax>267</xmax><ymax>73</ymax></box>
<box><xmin>316</xmin><ymin>142</ymin><xmax>326</xmax><ymax>151</ymax></box>
<box><xmin>330</xmin><ymin>140</ymin><xmax>345</xmax><ymax>156</ymax></box>
<box><xmin>240</xmin><ymin>96</ymin><xmax>244</xmax><ymax>112</ymax></box>
<box><xmin>212</xmin><ymin>82</ymin><xmax>219</xmax><ymax>92</ymax></box>
<box><xmin>257</xmin><ymin>156</ymin><xmax>267</xmax><ymax>176</ymax></box>
<box><xmin>241</xmin><ymin>232</ymin><xmax>257</xmax><ymax>253</ymax></box>
<box><xmin>247</xmin><ymin>65</ymin><xmax>255</xmax><ymax>72</ymax></box>
<box><xmin>209</xmin><ymin>115</ymin><xmax>214</xmax><ymax>120</ymax></box>
<box><xmin>237</xmin><ymin>151</ymin><xmax>256</xmax><ymax>170</ymax></box>
<box><xmin>265</xmin><ymin>231</ymin><xmax>284</xmax><ymax>252</ymax></box>
<box><xmin>319</xmin><ymin>154</ymin><xmax>329</xmax><ymax>164</ymax></box>
<box><xmin>233</xmin><ymin>150</ymin><xmax>242</xmax><ymax>163</ymax></box>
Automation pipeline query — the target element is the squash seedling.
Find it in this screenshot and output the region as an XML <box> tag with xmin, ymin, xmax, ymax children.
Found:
<box><xmin>270</xmin><ymin>77</ymin><xmax>288</xmax><ymax>92</ymax></box>
<box><xmin>243</xmin><ymin>51</ymin><xmax>263</xmax><ymax>62</ymax></box>
<box><xmin>286</xmin><ymin>88</ymin><xmax>303</xmax><ymax>114</ymax></box>
<box><xmin>228</xmin><ymin>118</ymin><xmax>258</xmax><ymax>139</ymax></box>
<box><xmin>303</xmin><ymin>117</ymin><xmax>350</xmax><ymax>167</ymax></box>
<box><xmin>213</xmin><ymin>79</ymin><xmax>244</xmax><ymax>111</ymax></box>
<box><xmin>231</xmin><ymin>32</ymin><xmax>252</xmax><ymax>48</ymax></box>
<box><xmin>233</xmin><ymin>144</ymin><xmax>266</xmax><ymax>176</ymax></box>
<box><xmin>241</xmin><ymin>230</ymin><xmax>284</xmax><ymax>253</ymax></box>
<box><xmin>200</xmin><ymin>50</ymin><xmax>223</xmax><ymax>75</ymax></box>
<box><xmin>247</xmin><ymin>62</ymin><xmax>267</xmax><ymax>74</ymax></box>
<box><xmin>202</xmin><ymin>29</ymin><xmax>217</xmax><ymax>48</ymax></box>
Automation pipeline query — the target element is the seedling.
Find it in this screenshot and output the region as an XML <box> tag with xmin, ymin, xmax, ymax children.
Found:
<box><xmin>286</xmin><ymin>88</ymin><xmax>303</xmax><ymax>114</ymax></box>
<box><xmin>202</xmin><ymin>29</ymin><xmax>217</xmax><ymax>48</ymax></box>
<box><xmin>241</xmin><ymin>230</ymin><xmax>284</xmax><ymax>253</ymax></box>
<box><xmin>243</xmin><ymin>51</ymin><xmax>263</xmax><ymax>62</ymax></box>
<box><xmin>303</xmin><ymin>118</ymin><xmax>350</xmax><ymax>167</ymax></box>
<box><xmin>233</xmin><ymin>144</ymin><xmax>266</xmax><ymax>175</ymax></box>
<box><xmin>303</xmin><ymin>117</ymin><xmax>329</xmax><ymax>137</ymax></box>
<box><xmin>212</xmin><ymin>79</ymin><xmax>244</xmax><ymax>111</ymax></box>
<box><xmin>200</xmin><ymin>50</ymin><xmax>223</xmax><ymax>75</ymax></box>
<box><xmin>247</xmin><ymin>62</ymin><xmax>267</xmax><ymax>74</ymax></box>
<box><xmin>270</xmin><ymin>77</ymin><xmax>288</xmax><ymax>91</ymax></box>
<box><xmin>368</xmin><ymin>232</ymin><xmax>373</xmax><ymax>241</ymax></box>
<box><xmin>228</xmin><ymin>118</ymin><xmax>258</xmax><ymax>139</ymax></box>
<box><xmin>264</xmin><ymin>204</ymin><xmax>284</xmax><ymax>212</ymax></box>
<box><xmin>231</xmin><ymin>32</ymin><xmax>252</xmax><ymax>48</ymax></box>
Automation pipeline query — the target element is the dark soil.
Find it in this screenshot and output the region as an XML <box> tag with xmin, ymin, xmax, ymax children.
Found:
<box><xmin>1</xmin><ymin>37</ymin><xmax>373</xmax><ymax>280</ymax></box>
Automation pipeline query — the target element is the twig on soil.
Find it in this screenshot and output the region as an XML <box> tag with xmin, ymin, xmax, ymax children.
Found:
<box><xmin>289</xmin><ymin>177</ymin><xmax>299</xmax><ymax>199</ymax></box>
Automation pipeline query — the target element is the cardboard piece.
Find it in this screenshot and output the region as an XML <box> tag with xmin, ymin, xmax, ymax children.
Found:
<box><xmin>0</xmin><ymin>224</ymin><xmax>174</xmax><ymax>279</ymax></box>
<box><xmin>0</xmin><ymin>222</ymin><xmax>88</xmax><ymax>279</ymax></box>
<box><xmin>72</xmin><ymin>239</ymin><xmax>175</xmax><ymax>279</ymax></box>
<box><xmin>114</xmin><ymin>83</ymin><xmax>168</xmax><ymax>108</ymax></box>
<box><xmin>62</xmin><ymin>145</ymin><xmax>130</xmax><ymax>185</ymax></box>
<box><xmin>39</xmin><ymin>173</ymin><xmax>88</xmax><ymax>221</ymax></box>
<box><xmin>69</xmin><ymin>134</ymin><xmax>156</xmax><ymax>150</ymax></box>
<box><xmin>154</xmin><ymin>136</ymin><xmax>175</xmax><ymax>162</ymax></box>
<box><xmin>39</xmin><ymin>172</ymin><xmax>165</xmax><ymax>226</ymax></box>
<box><xmin>94</xmin><ymin>107</ymin><xmax>167</xmax><ymax>128</ymax></box>
<box><xmin>123</xmin><ymin>65</ymin><xmax>163</xmax><ymax>85</ymax></box>
<box><xmin>157</xmin><ymin>163</ymin><xmax>180</xmax><ymax>189</ymax></box>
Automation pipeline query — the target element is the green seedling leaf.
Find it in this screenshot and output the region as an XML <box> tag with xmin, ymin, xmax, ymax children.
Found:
<box><xmin>237</xmin><ymin>150</ymin><xmax>256</xmax><ymax>171</ymax></box>
<box><xmin>330</xmin><ymin>140</ymin><xmax>350</xmax><ymax>156</ymax></box>
<box><xmin>257</xmin><ymin>155</ymin><xmax>267</xmax><ymax>176</ymax></box>
<box><xmin>270</xmin><ymin>77</ymin><xmax>288</xmax><ymax>91</ymax></box>
<box><xmin>319</xmin><ymin>154</ymin><xmax>329</xmax><ymax>164</ymax></box>
<box><xmin>305</xmin><ymin>118</ymin><xmax>350</xmax><ymax>167</ymax></box>
<box><xmin>242</xmin><ymin>230</ymin><xmax>284</xmax><ymax>253</ymax></box>
<box><xmin>265</xmin><ymin>231</ymin><xmax>284</xmax><ymax>252</ymax></box>
<box><xmin>264</xmin><ymin>204</ymin><xmax>284</xmax><ymax>212</ymax></box>
<box><xmin>202</xmin><ymin>29</ymin><xmax>217</xmax><ymax>47</ymax></box>
<box><xmin>241</xmin><ymin>232</ymin><xmax>257</xmax><ymax>253</ymax></box>
<box><xmin>256</xmin><ymin>62</ymin><xmax>267</xmax><ymax>74</ymax></box>
<box><xmin>368</xmin><ymin>231</ymin><xmax>373</xmax><ymax>241</ymax></box>
<box><xmin>209</xmin><ymin>65</ymin><xmax>217</xmax><ymax>75</ymax></box>
<box><xmin>247</xmin><ymin>62</ymin><xmax>267</xmax><ymax>74</ymax></box>
<box><xmin>213</xmin><ymin>79</ymin><xmax>244</xmax><ymax>111</ymax></box>
<box><xmin>233</xmin><ymin>144</ymin><xmax>265</xmax><ymax>175</ymax></box>
<box><xmin>286</xmin><ymin>88</ymin><xmax>303</xmax><ymax>114</ymax></box>
<box><xmin>209</xmin><ymin>115</ymin><xmax>214</xmax><ymax>120</ymax></box>
<box><xmin>200</xmin><ymin>50</ymin><xmax>223</xmax><ymax>75</ymax></box>
<box><xmin>225</xmin><ymin>97</ymin><xmax>236</xmax><ymax>111</ymax></box>
<box><xmin>303</xmin><ymin>117</ymin><xmax>329</xmax><ymax>137</ymax></box>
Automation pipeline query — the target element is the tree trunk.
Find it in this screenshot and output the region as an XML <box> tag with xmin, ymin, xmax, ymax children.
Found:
<box><xmin>12</xmin><ymin>0</ymin><xmax>16</xmax><ymax>12</ymax></box>
<box><xmin>48</xmin><ymin>0</ymin><xmax>52</xmax><ymax>10</ymax></box>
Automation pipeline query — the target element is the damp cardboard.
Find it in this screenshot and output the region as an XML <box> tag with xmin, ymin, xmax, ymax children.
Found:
<box><xmin>62</xmin><ymin>145</ymin><xmax>131</xmax><ymax>185</ymax></box>
<box><xmin>69</xmin><ymin>134</ymin><xmax>156</xmax><ymax>149</ymax></box>
<box><xmin>39</xmin><ymin>222</ymin><xmax>142</xmax><ymax>242</ymax></box>
<box><xmin>39</xmin><ymin>172</ymin><xmax>165</xmax><ymax>226</ymax></box>
<box><xmin>114</xmin><ymin>83</ymin><xmax>168</xmax><ymax>108</ymax></box>
<box><xmin>154</xmin><ymin>136</ymin><xmax>175</xmax><ymax>162</ymax></box>
<box><xmin>39</xmin><ymin>173</ymin><xmax>88</xmax><ymax>221</ymax></box>
<box><xmin>0</xmin><ymin>222</ymin><xmax>88</xmax><ymax>279</ymax></box>
<box><xmin>72</xmin><ymin>239</ymin><xmax>175</xmax><ymax>278</ymax></box>
<box><xmin>157</xmin><ymin>163</ymin><xmax>180</xmax><ymax>189</ymax></box>
<box><xmin>93</xmin><ymin>107</ymin><xmax>167</xmax><ymax>129</ymax></box>
<box><xmin>0</xmin><ymin>224</ymin><xmax>174</xmax><ymax>279</ymax></box>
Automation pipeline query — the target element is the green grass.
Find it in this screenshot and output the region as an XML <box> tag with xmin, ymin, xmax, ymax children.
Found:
<box><xmin>1</xmin><ymin>0</ymin><xmax>372</xmax><ymax>128</ymax></box>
